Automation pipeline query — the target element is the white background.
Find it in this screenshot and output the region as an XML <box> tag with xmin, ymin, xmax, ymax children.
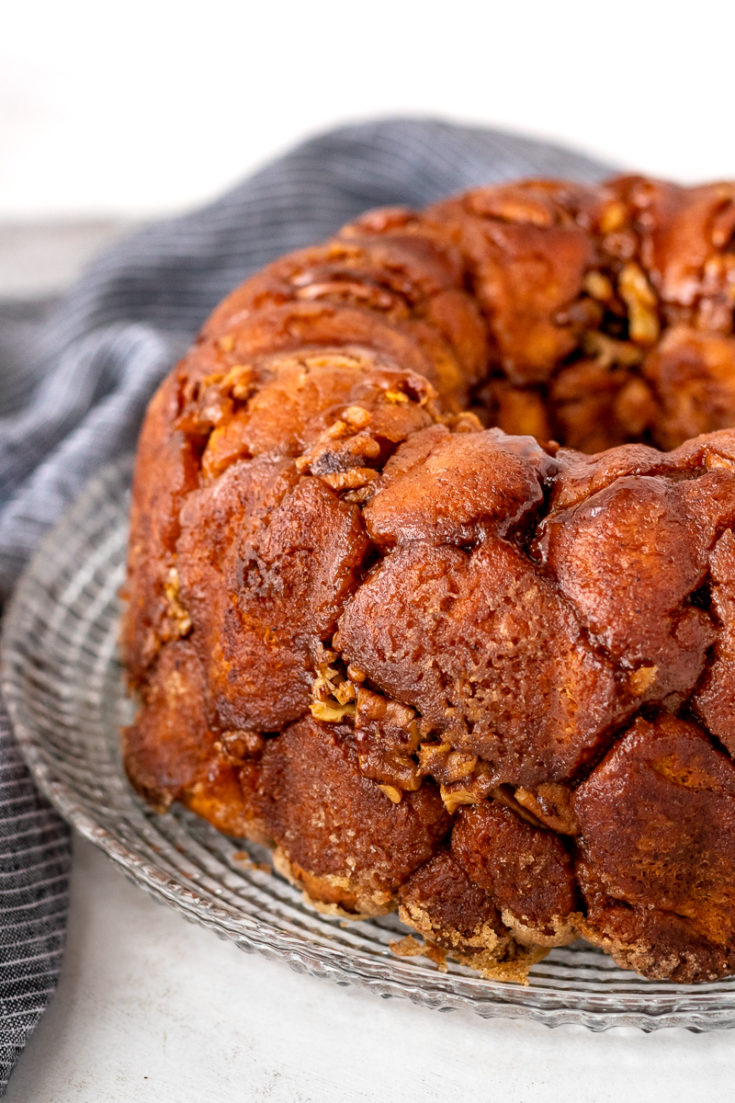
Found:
<box><xmin>2</xmin><ymin>0</ymin><xmax>735</xmax><ymax>220</ymax></box>
<box><xmin>4</xmin><ymin>2</ymin><xmax>735</xmax><ymax>1099</ymax></box>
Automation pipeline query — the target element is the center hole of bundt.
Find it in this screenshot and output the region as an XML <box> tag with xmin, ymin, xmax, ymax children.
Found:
<box><xmin>472</xmin><ymin>290</ymin><xmax>735</xmax><ymax>456</ymax></box>
<box><xmin>470</xmin><ymin>322</ymin><xmax>732</xmax><ymax>458</ymax></box>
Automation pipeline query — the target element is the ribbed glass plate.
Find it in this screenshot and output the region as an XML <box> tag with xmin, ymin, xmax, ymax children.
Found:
<box><xmin>3</xmin><ymin>457</ymin><xmax>735</xmax><ymax>1032</ymax></box>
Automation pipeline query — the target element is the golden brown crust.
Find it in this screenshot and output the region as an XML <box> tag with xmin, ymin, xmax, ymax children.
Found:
<box><xmin>574</xmin><ymin>712</ymin><xmax>735</xmax><ymax>981</ymax></box>
<box><xmin>123</xmin><ymin>175</ymin><xmax>735</xmax><ymax>983</ymax></box>
<box><xmin>257</xmin><ymin>718</ymin><xmax>449</xmax><ymax>915</ymax></box>
<box><xmin>451</xmin><ymin>803</ymin><xmax>577</xmax><ymax>943</ymax></box>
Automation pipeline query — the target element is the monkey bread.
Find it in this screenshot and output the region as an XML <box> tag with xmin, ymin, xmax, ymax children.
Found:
<box><xmin>122</xmin><ymin>176</ymin><xmax>735</xmax><ymax>983</ymax></box>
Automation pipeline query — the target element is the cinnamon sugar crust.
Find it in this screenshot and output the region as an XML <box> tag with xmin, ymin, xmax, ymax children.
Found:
<box><xmin>123</xmin><ymin>175</ymin><xmax>735</xmax><ymax>982</ymax></box>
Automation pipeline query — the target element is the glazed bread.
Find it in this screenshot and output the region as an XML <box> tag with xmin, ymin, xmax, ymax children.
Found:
<box><xmin>123</xmin><ymin>176</ymin><xmax>735</xmax><ymax>982</ymax></box>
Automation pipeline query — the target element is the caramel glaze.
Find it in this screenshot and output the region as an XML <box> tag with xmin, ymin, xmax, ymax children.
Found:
<box><xmin>122</xmin><ymin>176</ymin><xmax>735</xmax><ymax>982</ymax></box>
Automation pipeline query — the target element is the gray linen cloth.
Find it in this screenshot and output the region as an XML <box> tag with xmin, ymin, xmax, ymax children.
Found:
<box><xmin>0</xmin><ymin>118</ymin><xmax>609</xmax><ymax>1090</ymax></box>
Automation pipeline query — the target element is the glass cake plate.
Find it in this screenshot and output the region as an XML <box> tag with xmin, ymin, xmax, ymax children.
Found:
<box><xmin>3</xmin><ymin>456</ymin><xmax>735</xmax><ymax>1032</ymax></box>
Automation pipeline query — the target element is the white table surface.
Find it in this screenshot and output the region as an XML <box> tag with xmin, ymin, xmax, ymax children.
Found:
<box><xmin>5</xmin><ymin>220</ymin><xmax>735</xmax><ymax>1103</ymax></box>
<box><xmin>5</xmin><ymin>836</ymin><xmax>734</xmax><ymax>1103</ymax></box>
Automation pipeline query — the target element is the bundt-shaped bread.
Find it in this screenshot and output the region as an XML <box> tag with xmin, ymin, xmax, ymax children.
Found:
<box><xmin>122</xmin><ymin>175</ymin><xmax>735</xmax><ymax>983</ymax></box>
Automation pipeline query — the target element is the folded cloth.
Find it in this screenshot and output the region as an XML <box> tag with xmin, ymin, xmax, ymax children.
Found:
<box><xmin>0</xmin><ymin>117</ymin><xmax>610</xmax><ymax>1091</ymax></box>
